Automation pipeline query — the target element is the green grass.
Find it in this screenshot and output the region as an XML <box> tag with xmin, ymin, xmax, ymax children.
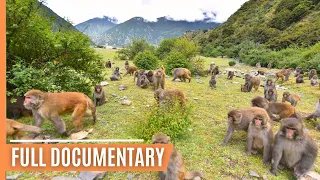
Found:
<box><xmin>7</xmin><ymin>49</ymin><xmax>320</xmax><ymax>179</ymax></box>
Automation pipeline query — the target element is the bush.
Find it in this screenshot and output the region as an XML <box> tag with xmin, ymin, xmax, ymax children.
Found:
<box><xmin>229</xmin><ymin>61</ymin><xmax>236</xmax><ymax>66</ymax></box>
<box><xmin>133</xmin><ymin>51</ymin><xmax>159</xmax><ymax>70</ymax></box>
<box><xmin>136</xmin><ymin>101</ymin><xmax>192</xmax><ymax>141</ymax></box>
<box><xmin>164</xmin><ymin>51</ymin><xmax>190</xmax><ymax>75</ymax></box>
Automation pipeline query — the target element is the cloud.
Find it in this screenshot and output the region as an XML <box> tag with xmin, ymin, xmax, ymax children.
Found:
<box><xmin>45</xmin><ymin>0</ymin><xmax>249</xmax><ymax>25</ymax></box>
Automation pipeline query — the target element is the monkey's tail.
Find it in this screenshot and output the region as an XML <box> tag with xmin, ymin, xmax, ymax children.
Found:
<box><xmin>184</xmin><ymin>171</ymin><xmax>204</xmax><ymax>180</ymax></box>
<box><xmin>85</xmin><ymin>96</ymin><xmax>97</xmax><ymax>123</ymax></box>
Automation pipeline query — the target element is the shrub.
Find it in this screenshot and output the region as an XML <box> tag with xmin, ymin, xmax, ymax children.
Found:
<box><xmin>133</xmin><ymin>50</ymin><xmax>159</xmax><ymax>70</ymax></box>
<box><xmin>136</xmin><ymin>101</ymin><xmax>192</xmax><ymax>141</ymax></box>
<box><xmin>229</xmin><ymin>60</ymin><xmax>236</xmax><ymax>66</ymax></box>
<box><xmin>164</xmin><ymin>51</ymin><xmax>190</xmax><ymax>75</ymax></box>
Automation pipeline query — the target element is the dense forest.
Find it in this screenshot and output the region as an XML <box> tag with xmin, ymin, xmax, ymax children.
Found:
<box><xmin>183</xmin><ymin>0</ymin><xmax>320</xmax><ymax>71</ymax></box>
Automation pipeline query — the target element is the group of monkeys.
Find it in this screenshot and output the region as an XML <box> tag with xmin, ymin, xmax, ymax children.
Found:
<box><xmin>6</xmin><ymin>60</ymin><xmax>320</xmax><ymax>179</ymax></box>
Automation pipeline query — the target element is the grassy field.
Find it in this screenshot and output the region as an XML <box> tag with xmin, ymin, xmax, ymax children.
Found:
<box><xmin>8</xmin><ymin>48</ymin><xmax>320</xmax><ymax>180</ymax></box>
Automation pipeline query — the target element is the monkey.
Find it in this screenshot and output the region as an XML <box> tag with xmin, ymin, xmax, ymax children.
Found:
<box><xmin>310</xmin><ymin>75</ymin><xmax>319</xmax><ymax>86</ymax></box>
<box><xmin>264</xmin><ymin>79</ymin><xmax>275</xmax><ymax>98</ymax></box>
<box><xmin>244</xmin><ymin>74</ymin><xmax>261</xmax><ymax>92</ymax></box>
<box><xmin>139</xmin><ymin>74</ymin><xmax>150</xmax><ymax>89</ymax></box>
<box><xmin>267</xmin><ymin>62</ymin><xmax>272</xmax><ymax>69</ymax></box>
<box><xmin>209</xmin><ymin>75</ymin><xmax>216</xmax><ymax>88</ymax></box>
<box><xmin>221</xmin><ymin>107</ymin><xmax>269</xmax><ymax>146</ymax></box>
<box><xmin>227</xmin><ymin>71</ymin><xmax>234</xmax><ymax>80</ymax></box>
<box><xmin>256</xmin><ymin>62</ymin><xmax>261</xmax><ymax>68</ymax></box>
<box><xmin>275</xmin><ymin>68</ymin><xmax>293</xmax><ymax>83</ymax></box>
<box><xmin>153</xmin><ymin>66</ymin><xmax>166</xmax><ymax>91</ymax></box>
<box><xmin>281</xmin><ymin>92</ymin><xmax>300</xmax><ymax>107</ymax></box>
<box><xmin>146</xmin><ymin>70</ymin><xmax>154</xmax><ymax>83</ymax></box>
<box><xmin>256</xmin><ymin>70</ymin><xmax>265</xmax><ymax>75</ymax></box>
<box><xmin>241</xmin><ymin>83</ymin><xmax>249</xmax><ymax>92</ymax></box>
<box><xmin>152</xmin><ymin>133</ymin><xmax>204</xmax><ymax>180</ymax></box>
<box><xmin>124</xmin><ymin>66</ymin><xmax>138</xmax><ymax>76</ymax></box>
<box><xmin>305</xmin><ymin>98</ymin><xmax>320</xmax><ymax>121</ymax></box>
<box><xmin>308</xmin><ymin>69</ymin><xmax>317</xmax><ymax>80</ymax></box>
<box><xmin>266</xmin><ymin>88</ymin><xmax>277</xmax><ymax>103</ymax></box>
<box><xmin>135</xmin><ymin>69</ymin><xmax>146</xmax><ymax>86</ymax></box>
<box><xmin>23</xmin><ymin>89</ymin><xmax>96</xmax><ymax>135</ymax></box>
<box><xmin>212</xmin><ymin>66</ymin><xmax>219</xmax><ymax>75</ymax></box>
<box><xmin>125</xmin><ymin>60</ymin><xmax>129</xmax><ymax>67</ymax></box>
<box><xmin>251</xmin><ymin>96</ymin><xmax>296</xmax><ymax>121</ymax></box>
<box><xmin>105</xmin><ymin>60</ymin><xmax>112</xmax><ymax>68</ymax></box>
<box><xmin>270</xmin><ymin>118</ymin><xmax>318</xmax><ymax>178</ymax></box>
<box><xmin>294</xmin><ymin>67</ymin><xmax>303</xmax><ymax>77</ymax></box>
<box><xmin>246</xmin><ymin>113</ymin><xmax>273</xmax><ymax>165</ymax></box>
<box><xmin>93</xmin><ymin>85</ymin><xmax>107</xmax><ymax>106</ymax></box>
<box><xmin>6</xmin><ymin>119</ymin><xmax>41</xmax><ymax>139</ymax></box>
<box><xmin>207</xmin><ymin>62</ymin><xmax>215</xmax><ymax>75</ymax></box>
<box><xmin>295</xmin><ymin>74</ymin><xmax>304</xmax><ymax>84</ymax></box>
<box><xmin>7</xmin><ymin>95</ymin><xmax>32</xmax><ymax>119</ymax></box>
<box><xmin>110</xmin><ymin>67</ymin><xmax>122</xmax><ymax>81</ymax></box>
<box><xmin>172</xmin><ymin>68</ymin><xmax>192</xmax><ymax>83</ymax></box>
<box><xmin>154</xmin><ymin>88</ymin><xmax>186</xmax><ymax>105</ymax></box>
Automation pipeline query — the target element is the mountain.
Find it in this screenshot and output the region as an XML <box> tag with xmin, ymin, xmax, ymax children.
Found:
<box><xmin>40</xmin><ymin>4</ymin><xmax>78</xmax><ymax>32</ymax></box>
<box><xmin>95</xmin><ymin>16</ymin><xmax>220</xmax><ymax>47</ymax></box>
<box><xmin>184</xmin><ymin>0</ymin><xmax>320</xmax><ymax>50</ymax></box>
<box><xmin>75</xmin><ymin>16</ymin><xmax>117</xmax><ymax>43</ymax></box>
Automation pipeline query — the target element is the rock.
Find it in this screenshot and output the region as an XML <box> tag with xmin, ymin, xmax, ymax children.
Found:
<box><xmin>6</xmin><ymin>173</ymin><xmax>23</xmax><ymax>180</ymax></box>
<box><xmin>70</xmin><ymin>131</ymin><xmax>89</xmax><ymax>140</ymax></box>
<box><xmin>127</xmin><ymin>174</ymin><xmax>135</xmax><ymax>179</ymax></box>
<box><xmin>249</xmin><ymin>170</ymin><xmax>260</xmax><ymax>178</ymax></box>
<box><xmin>51</xmin><ymin>177</ymin><xmax>80</xmax><ymax>180</ymax></box>
<box><xmin>197</xmin><ymin>81</ymin><xmax>204</xmax><ymax>84</ymax></box>
<box><xmin>123</xmin><ymin>96</ymin><xmax>127</xmax><ymax>99</ymax></box>
<box><xmin>78</xmin><ymin>172</ymin><xmax>100</xmax><ymax>180</ymax></box>
<box><xmin>165</xmin><ymin>75</ymin><xmax>170</xmax><ymax>78</ymax></box>
<box><xmin>100</xmin><ymin>81</ymin><xmax>109</xmax><ymax>86</ymax></box>
<box><xmin>87</xmin><ymin>128</ymin><xmax>94</xmax><ymax>134</ymax></box>
<box><xmin>118</xmin><ymin>85</ymin><xmax>127</xmax><ymax>91</ymax></box>
<box><xmin>194</xmin><ymin>177</ymin><xmax>201</xmax><ymax>180</ymax></box>
<box><xmin>122</xmin><ymin>100</ymin><xmax>132</xmax><ymax>106</ymax></box>
<box><xmin>262</xmin><ymin>174</ymin><xmax>268</xmax><ymax>180</ymax></box>
<box><xmin>95</xmin><ymin>172</ymin><xmax>107</xmax><ymax>179</ymax></box>
<box><xmin>111</xmin><ymin>93</ymin><xmax>117</xmax><ymax>97</ymax></box>
<box><xmin>303</xmin><ymin>171</ymin><xmax>320</xmax><ymax>180</ymax></box>
<box><xmin>194</xmin><ymin>98</ymin><xmax>199</xmax><ymax>101</ymax></box>
<box><xmin>232</xmin><ymin>82</ymin><xmax>239</xmax><ymax>84</ymax></box>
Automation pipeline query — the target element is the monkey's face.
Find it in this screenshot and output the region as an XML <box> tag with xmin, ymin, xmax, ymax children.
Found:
<box><xmin>23</xmin><ymin>95</ymin><xmax>38</xmax><ymax>110</ymax></box>
<box><xmin>115</xmin><ymin>67</ymin><xmax>120</xmax><ymax>71</ymax></box>
<box><xmin>95</xmin><ymin>85</ymin><xmax>102</xmax><ymax>93</ymax></box>
<box><xmin>313</xmin><ymin>75</ymin><xmax>318</xmax><ymax>79</ymax></box>
<box><xmin>253</xmin><ymin>116</ymin><xmax>264</xmax><ymax>128</ymax></box>
<box><xmin>267</xmin><ymin>80</ymin><xmax>272</xmax><ymax>86</ymax></box>
<box><xmin>155</xmin><ymin>70</ymin><xmax>163</xmax><ymax>77</ymax></box>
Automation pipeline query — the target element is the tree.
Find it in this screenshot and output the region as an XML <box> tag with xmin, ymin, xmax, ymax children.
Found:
<box><xmin>133</xmin><ymin>51</ymin><xmax>159</xmax><ymax>70</ymax></box>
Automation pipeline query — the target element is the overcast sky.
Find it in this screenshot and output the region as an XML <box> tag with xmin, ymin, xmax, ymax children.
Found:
<box><xmin>45</xmin><ymin>0</ymin><xmax>249</xmax><ymax>25</ymax></box>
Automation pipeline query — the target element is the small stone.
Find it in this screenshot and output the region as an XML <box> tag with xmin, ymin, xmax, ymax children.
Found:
<box><xmin>305</xmin><ymin>171</ymin><xmax>320</xmax><ymax>180</ymax></box>
<box><xmin>51</xmin><ymin>177</ymin><xmax>80</xmax><ymax>180</ymax></box>
<box><xmin>6</xmin><ymin>173</ymin><xmax>23</xmax><ymax>180</ymax></box>
<box><xmin>194</xmin><ymin>98</ymin><xmax>199</xmax><ymax>101</ymax></box>
<box><xmin>79</xmin><ymin>172</ymin><xmax>99</xmax><ymax>180</ymax></box>
<box><xmin>111</xmin><ymin>93</ymin><xmax>117</xmax><ymax>97</ymax></box>
<box><xmin>118</xmin><ymin>85</ymin><xmax>127</xmax><ymax>91</ymax></box>
<box><xmin>232</xmin><ymin>82</ymin><xmax>239</xmax><ymax>84</ymax></box>
<box><xmin>122</xmin><ymin>100</ymin><xmax>132</xmax><ymax>106</ymax></box>
<box><xmin>127</xmin><ymin>174</ymin><xmax>135</xmax><ymax>179</ymax></box>
<box><xmin>262</xmin><ymin>174</ymin><xmax>268</xmax><ymax>180</ymax></box>
<box><xmin>123</xmin><ymin>96</ymin><xmax>127</xmax><ymax>99</ymax></box>
<box><xmin>100</xmin><ymin>81</ymin><xmax>109</xmax><ymax>86</ymax></box>
<box><xmin>249</xmin><ymin>170</ymin><xmax>260</xmax><ymax>178</ymax></box>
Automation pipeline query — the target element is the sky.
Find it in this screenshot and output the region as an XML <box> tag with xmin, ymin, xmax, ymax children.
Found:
<box><xmin>45</xmin><ymin>0</ymin><xmax>249</xmax><ymax>25</ymax></box>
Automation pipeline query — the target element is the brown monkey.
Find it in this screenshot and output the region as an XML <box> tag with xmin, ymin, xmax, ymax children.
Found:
<box><xmin>6</xmin><ymin>119</ymin><xmax>41</xmax><ymax>139</ymax></box>
<box><xmin>153</xmin><ymin>66</ymin><xmax>166</xmax><ymax>91</ymax></box>
<box><xmin>295</xmin><ymin>74</ymin><xmax>304</xmax><ymax>84</ymax></box>
<box><xmin>125</xmin><ymin>60</ymin><xmax>129</xmax><ymax>66</ymax></box>
<box><xmin>24</xmin><ymin>90</ymin><xmax>96</xmax><ymax>135</ymax></box>
<box><xmin>267</xmin><ymin>62</ymin><xmax>272</xmax><ymax>69</ymax></box>
<box><xmin>105</xmin><ymin>60</ymin><xmax>112</xmax><ymax>68</ymax></box>
<box><xmin>256</xmin><ymin>70</ymin><xmax>265</xmax><ymax>75</ymax></box>
<box><xmin>154</xmin><ymin>88</ymin><xmax>186</xmax><ymax>105</ymax></box>
<box><xmin>93</xmin><ymin>85</ymin><xmax>107</xmax><ymax>106</ymax></box>
<box><xmin>152</xmin><ymin>133</ymin><xmax>204</xmax><ymax>180</ymax></box>
<box><xmin>275</xmin><ymin>68</ymin><xmax>293</xmax><ymax>83</ymax></box>
<box><xmin>110</xmin><ymin>67</ymin><xmax>122</xmax><ymax>81</ymax></box>
<box><xmin>146</xmin><ymin>70</ymin><xmax>154</xmax><ymax>83</ymax></box>
<box><xmin>135</xmin><ymin>69</ymin><xmax>146</xmax><ymax>86</ymax></box>
<box><xmin>294</xmin><ymin>67</ymin><xmax>303</xmax><ymax>77</ymax></box>
<box><xmin>172</xmin><ymin>68</ymin><xmax>192</xmax><ymax>83</ymax></box>
<box><xmin>244</xmin><ymin>74</ymin><xmax>261</xmax><ymax>92</ymax></box>
<box><xmin>256</xmin><ymin>62</ymin><xmax>261</xmax><ymax>68</ymax></box>
<box><xmin>251</xmin><ymin>96</ymin><xmax>296</xmax><ymax>121</ymax></box>
<box><xmin>124</xmin><ymin>66</ymin><xmax>138</xmax><ymax>76</ymax></box>
<box><xmin>221</xmin><ymin>107</ymin><xmax>269</xmax><ymax>146</ymax></box>
<box><xmin>207</xmin><ymin>62</ymin><xmax>215</xmax><ymax>75</ymax></box>
<box><xmin>310</xmin><ymin>75</ymin><xmax>319</xmax><ymax>86</ymax></box>
<box><xmin>227</xmin><ymin>71</ymin><xmax>234</xmax><ymax>80</ymax></box>
<box><xmin>265</xmin><ymin>88</ymin><xmax>277</xmax><ymax>102</ymax></box>
<box><xmin>264</xmin><ymin>79</ymin><xmax>275</xmax><ymax>98</ymax></box>
<box><xmin>7</xmin><ymin>95</ymin><xmax>32</xmax><ymax>119</ymax></box>
<box><xmin>305</xmin><ymin>98</ymin><xmax>320</xmax><ymax>121</ymax></box>
<box><xmin>246</xmin><ymin>113</ymin><xmax>273</xmax><ymax>165</ymax></box>
<box><xmin>139</xmin><ymin>74</ymin><xmax>150</xmax><ymax>89</ymax></box>
<box><xmin>241</xmin><ymin>83</ymin><xmax>249</xmax><ymax>92</ymax></box>
<box><xmin>212</xmin><ymin>66</ymin><xmax>219</xmax><ymax>75</ymax></box>
<box><xmin>281</xmin><ymin>92</ymin><xmax>300</xmax><ymax>107</ymax></box>
<box><xmin>308</xmin><ymin>69</ymin><xmax>317</xmax><ymax>80</ymax></box>
<box><xmin>209</xmin><ymin>75</ymin><xmax>216</xmax><ymax>88</ymax></box>
<box><xmin>270</xmin><ymin>118</ymin><xmax>318</xmax><ymax>178</ymax></box>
